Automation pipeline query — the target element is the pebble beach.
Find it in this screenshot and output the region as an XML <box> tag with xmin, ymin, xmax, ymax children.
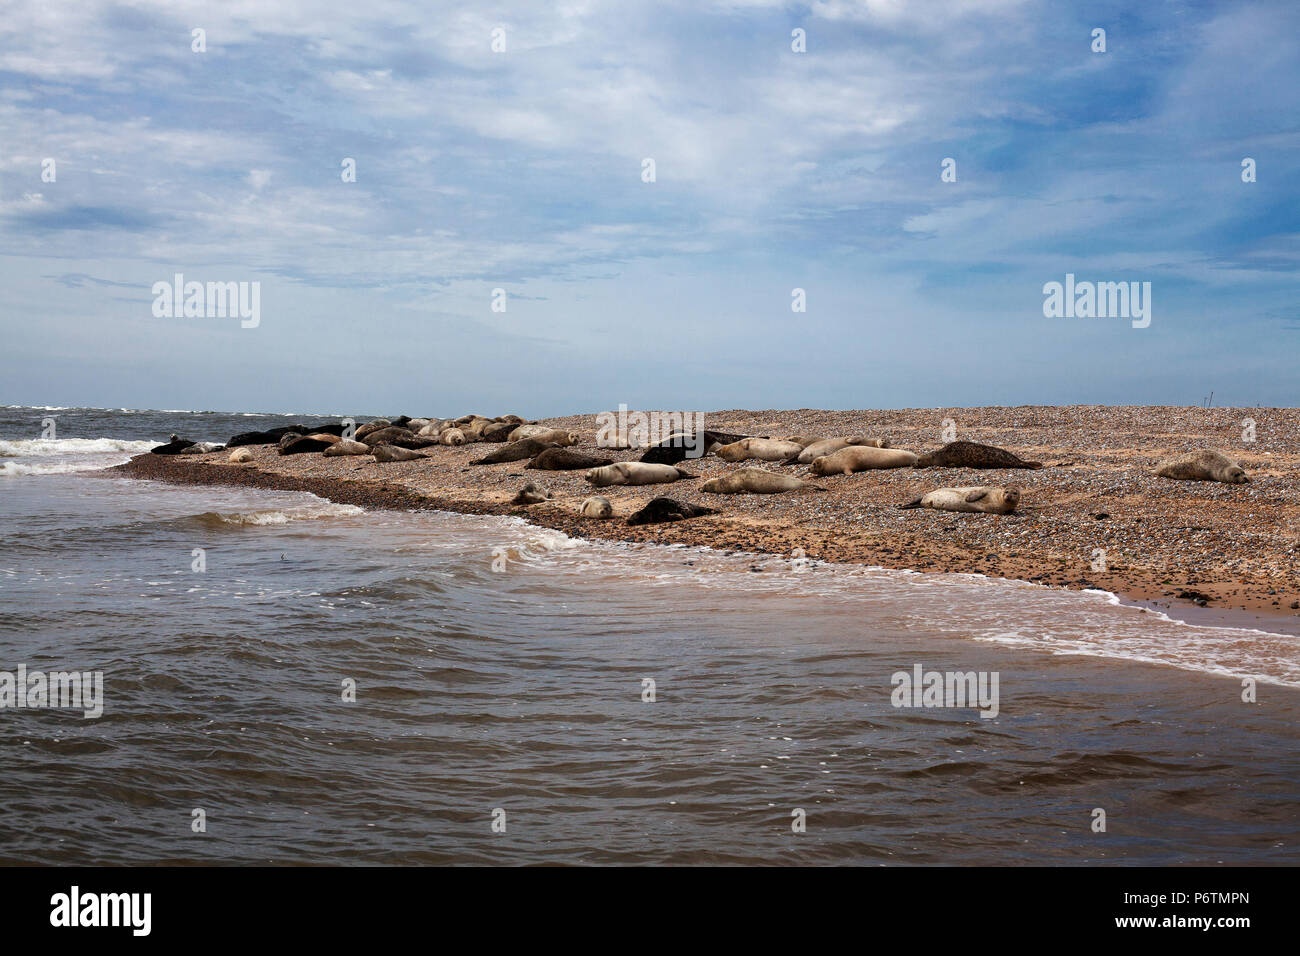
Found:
<box><xmin>111</xmin><ymin>404</ymin><xmax>1300</xmax><ymax>629</ymax></box>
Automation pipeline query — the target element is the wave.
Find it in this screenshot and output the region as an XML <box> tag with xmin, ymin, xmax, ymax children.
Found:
<box><xmin>0</xmin><ymin>459</ymin><xmax>131</xmax><ymax>477</ymax></box>
<box><xmin>192</xmin><ymin>502</ymin><xmax>365</xmax><ymax>527</ymax></box>
<box><xmin>0</xmin><ymin>438</ymin><xmax>160</xmax><ymax>458</ymax></box>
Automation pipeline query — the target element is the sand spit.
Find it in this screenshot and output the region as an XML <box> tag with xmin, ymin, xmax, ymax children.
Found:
<box><xmin>111</xmin><ymin>405</ymin><xmax>1300</xmax><ymax>623</ymax></box>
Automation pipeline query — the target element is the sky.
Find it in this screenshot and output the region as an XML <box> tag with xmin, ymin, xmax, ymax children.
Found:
<box><xmin>1</xmin><ymin>0</ymin><xmax>1296</xmax><ymax>417</ymax></box>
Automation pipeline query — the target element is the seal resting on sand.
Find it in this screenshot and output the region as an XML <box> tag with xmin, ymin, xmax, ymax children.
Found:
<box><xmin>472</xmin><ymin>438</ymin><xmax>558</xmax><ymax>465</ymax></box>
<box><xmin>150</xmin><ymin>437</ymin><xmax>197</xmax><ymax>455</ymax></box>
<box><xmin>510</xmin><ymin>482</ymin><xmax>553</xmax><ymax>506</ymax></box>
<box><xmin>900</xmin><ymin>485</ymin><xmax>1021</xmax><ymax>515</ymax></box>
<box><xmin>791</xmin><ymin>437</ymin><xmax>889</xmax><ymax>464</ymax></box>
<box><xmin>913</xmin><ymin>441</ymin><xmax>1043</xmax><ymax>469</ymax></box>
<box><xmin>715</xmin><ymin>438</ymin><xmax>804</xmax><ymax>463</ymax></box>
<box><xmin>527</xmin><ymin>448</ymin><xmax>615</xmax><ymax>471</ymax></box>
<box><xmin>580</xmin><ymin>496</ymin><xmax>614</xmax><ymax>519</ymax></box>
<box><xmin>700</xmin><ymin>468</ymin><xmax>826</xmax><ymax>494</ymax></box>
<box><xmin>323</xmin><ymin>439</ymin><xmax>370</xmax><ymax>457</ymax></box>
<box><xmin>179</xmin><ymin>441</ymin><xmax>225</xmax><ymax>454</ymax></box>
<box><xmin>278</xmin><ymin>434</ymin><xmax>338</xmax><ymax>455</ymax></box>
<box><xmin>810</xmin><ymin>446</ymin><xmax>918</xmax><ymax>475</ymax></box>
<box><xmin>229</xmin><ymin>447</ymin><xmax>253</xmax><ymax>463</ymax></box>
<box><xmin>1154</xmin><ymin>449</ymin><xmax>1250</xmax><ymax>484</ymax></box>
<box><xmin>508</xmin><ymin>425</ymin><xmax>578</xmax><ymax>446</ymax></box>
<box><xmin>372</xmin><ymin>445</ymin><xmax>426</xmax><ymax>462</ymax></box>
<box><xmin>227</xmin><ymin>425</ymin><xmax>307</xmax><ymax>447</ymax></box>
<box><xmin>585</xmin><ymin>462</ymin><xmax>695</xmax><ymax>487</ymax></box>
<box><xmin>626</xmin><ymin>497</ymin><xmax>718</xmax><ymax>526</ymax></box>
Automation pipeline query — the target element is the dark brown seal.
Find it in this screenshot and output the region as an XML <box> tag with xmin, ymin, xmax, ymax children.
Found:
<box><xmin>526</xmin><ymin>448</ymin><xmax>616</xmax><ymax>471</ymax></box>
<box><xmin>913</xmin><ymin>441</ymin><xmax>1043</xmax><ymax>469</ymax></box>
<box><xmin>625</xmin><ymin>497</ymin><xmax>718</xmax><ymax>526</ymax></box>
<box><xmin>472</xmin><ymin>438</ymin><xmax>558</xmax><ymax>465</ymax></box>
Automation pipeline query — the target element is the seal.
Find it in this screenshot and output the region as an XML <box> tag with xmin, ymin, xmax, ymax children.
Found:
<box><xmin>228</xmin><ymin>447</ymin><xmax>253</xmax><ymax>463</ymax></box>
<box><xmin>585</xmin><ymin>462</ymin><xmax>696</xmax><ymax>487</ymax></box>
<box><xmin>510</xmin><ymin>482</ymin><xmax>553</xmax><ymax>506</ymax></box>
<box><xmin>638</xmin><ymin>430</ymin><xmax>748</xmax><ymax>465</ymax></box>
<box><xmin>809</xmin><ymin>446</ymin><xmax>918</xmax><ymax>475</ymax></box>
<box><xmin>626</xmin><ymin>497</ymin><xmax>718</xmax><ymax>526</ymax></box>
<box><xmin>900</xmin><ymin>485</ymin><xmax>1021</xmax><ymax>514</ymax></box>
<box><xmin>227</xmin><ymin>425</ymin><xmax>307</xmax><ymax>447</ymax></box>
<box><xmin>178</xmin><ymin>441</ymin><xmax>226</xmax><ymax>455</ymax></box>
<box><xmin>481</xmin><ymin>421</ymin><xmax>517</xmax><ymax>442</ymax></box>
<box><xmin>527</xmin><ymin>448</ymin><xmax>616</xmax><ymax>470</ymax></box>
<box><xmin>372</xmin><ymin>444</ymin><xmax>427</xmax><ymax>462</ymax></box>
<box><xmin>580</xmin><ymin>496</ymin><xmax>614</xmax><ymax>519</ymax></box>
<box><xmin>715</xmin><ymin>438</ymin><xmax>805</xmax><ymax>462</ymax></box>
<box><xmin>322</xmin><ymin>439</ymin><xmax>371</xmax><ymax>457</ymax></box>
<box><xmin>1154</xmin><ymin>449</ymin><xmax>1250</xmax><ymax>484</ymax></box>
<box><xmin>472</xmin><ymin>438</ymin><xmax>559</xmax><ymax>465</ymax></box>
<box><xmin>913</xmin><ymin>441</ymin><xmax>1043</xmax><ymax>469</ymax></box>
<box><xmin>353</xmin><ymin>420</ymin><xmax>392</xmax><ymax>441</ymax></box>
<box><xmin>791</xmin><ymin>437</ymin><xmax>889</xmax><ymax>463</ymax></box>
<box><xmin>149</xmin><ymin>437</ymin><xmax>197</xmax><ymax>455</ymax></box>
<box><xmin>700</xmin><ymin>468</ymin><xmax>826</xmax><ymax>494</ymax></box>
<box><xmin>508</xmin><ymin>425</ymin><xmax>578</xmax><ymax>446</ymax></box>
<box><xmin>440</xmin><ymin>428</ymin><xmax>466</xmax><ymax>446</ymax></box>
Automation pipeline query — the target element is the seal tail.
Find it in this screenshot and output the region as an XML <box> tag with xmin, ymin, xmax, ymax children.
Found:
<box><xmin>1024</xmin><ymin>460</ymin><xmax>1044</xmax><ymax>470</ymax></box>
<box><xmin>899</xmin><ymin>496</ymin><xmax>923</xmax><ymax>509</ymax></box>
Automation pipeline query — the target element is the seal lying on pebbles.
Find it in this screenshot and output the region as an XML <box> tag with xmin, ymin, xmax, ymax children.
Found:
<box><xmin>323</xmin><ymin>439</ymin><xmax>370</xmax><ymax>457</ymax></box>
<box><xmin>481</xmin><ymin>421</ymin><xmax>517</xmax><ymax>442</ymax></box>
<box><xmin>790</xmin><ymin>437</ymin><xmax>890</xmax><ymax>463</ymax></box>
<box><xmin>179</xmin><ymin>441</ymin><xmax>225</xmax><ymax>454</ymax></box>
<box><xmin>913</xmin><ymin>441</ymin><xmax>1043</xmax><ymax>469</ymax></box>
<box><xmin>508</xmin><ymin>425</ymin><xmax>578</xmax><ymax>446</ymax></box>
<box><xmin>701</xmin><ymin>468</ymin><xmax>826</xmax><ymax>495</ymax></box>
<box><xmin>227</xmin><ymin>425</ymin><xmax>306</xmax><ymax>447</ymax></box>
<box><xmin>1155</xmin><ymin>449</ymin><xmax>1250</xmax><ymax>484</ymax></box>
<box><xmin>150</xmin><ymin>437</ymin><xmax>197</xmax><ymax>455</ymax></box>
<box><xmin>900</xmin><ymin>485</ymin><xmax>1021</xmax><ymax>515</ymax></box>
<box><xmin>810</xmin><ymin>446</ymin><xmax>918</xmax><ymax>475</ymax></box>
<box><xmin>372</xmin><ymin>445</ymin><xmax>427</xmax><ymax>462</ymax></box>
<box><xmin>580</xmin><ymin>496</ymin><xmax>614</xmax><ymax>519</ymax></box>
<box><xmin>229</xmin><ymin>447</ymin><xmax>253</xmax><ymax>463</ymax></box>
<box><xmin>511</xmin><ymin>482</ymin><xmax>553</xmax><ymax>505</ymax></box>
<box><xmin>716</xmin><ymin>438</ymin><xmax>805</xmax><ymax>462</ymax></box>
<box><xmin>440</xmin><ymin>428</ymin><xmax>466</xmax><ymax>446</ymax></box>
<box><xmin>527</xmin><ymin>448</ymin><xmax>616</xmax><ymax>471</ymax></box>
<box><xmin>638</xmin><ymin>430</ymin><xmax>750</xmax><ymax>465</ymax></box>
<box><xmin>360</xmin><ymin>427</ymin><xmax>431</xmax><ymax>448</ymax></box>
<box><xmin>472</xmin><ymin>438</ymin><xmax>559</xmax><ymax>465</ymax></box>
<box><xmin>585</xmin><ymin>462</ymin><xmax>695</xmax><ymax>487</ymax></box>
<box><xmin>354</xmin><ymin>420</ymin><xmax>391</xmax><ymax>441</ymax></box>
<box><xmin>279</xmin><ymin>434</ymin><xmax>339</xmax><ymax>455</ymax></box>
<box><xmin>626</xmin><ymin>497</ymin><xmax>718</xmax><ymax>526</ymax></box>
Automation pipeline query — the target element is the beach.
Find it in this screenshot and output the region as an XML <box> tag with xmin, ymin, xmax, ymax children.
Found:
<box><xmin>113</xmin><ymin>404</ymin><xmax>1300</xmax><ymax>630</ymax></box>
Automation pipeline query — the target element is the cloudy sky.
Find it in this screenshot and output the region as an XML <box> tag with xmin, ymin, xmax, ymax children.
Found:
<box><xmin>1</xmin><ymin>0</ymin><xmax>1296</xmax><ymax>416</ymax></box>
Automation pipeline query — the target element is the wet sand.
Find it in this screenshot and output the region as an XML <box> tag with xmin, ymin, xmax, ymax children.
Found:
<box><xmin>111</xmin><ymin>404</ymin><xmax>1300</xmax><ymax>630</ymax></box>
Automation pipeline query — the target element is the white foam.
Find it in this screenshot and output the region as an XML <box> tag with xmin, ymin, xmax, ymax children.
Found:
<box><xmin>0</xmin><ymin>438</ymin><xmax>160</xmax><ymax>457</ymax></box>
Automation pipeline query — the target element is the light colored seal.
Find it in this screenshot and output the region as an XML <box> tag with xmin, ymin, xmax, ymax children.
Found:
<box><xmin>900</xmin><ymin>485</ymin><xmax>1021</xmax><ymax>514</ymax></box>
<box><xmin>715</xmin><ymin>438</ymin><xmax>805</xmax><ymax>462</ymax></box>
<box><xmin>373</xmin><ymin>445</ymin><xmax>426</xmax><ymax>462</ymax></box>
<box><xmin>700</xmin><ymin>468</ymin><xmax>826</xmax><ymax>494</ymax></box>
<box><xmin>179</xmin><ymin>441</ymin><xmax>225</xmax><ymax>454</ymax></box>
<box><xmin>580</xmin><ymin>496</ymin><xmax>614</xmax><ymax>519</ymax></box>
<box><xmin>440</xmin><ymin>428</ymin><xmax>466</xmax><ymax>446</ymax></box>
<box><xmin>810</xmin><ymin>446</ymin><xmax>918</xmax><ymax>475</ymax></box>
<box><xmin>323</xmin><ymin>439</ymin><xmax>370</xmax><ymax>457</ymax></box>
<box><xmin>1154</xmin><ymin>449</ymin><xmax>1250</xmax><ymax>484</ymax></box>
<box><xmin>793</xmin><ymin>437</ymin><xmax>890</xmax><ymax>463</ymax></box>
<box><xmin>509</xmin><ymin>427</ymin><xmax>578</xmax><ymax>447</ymax></box>
<box><xmin>584</xmin><ymin>462</ymin><xmax>695</xmax><ymax>487</ymax></box>
<box><xmin>511</xmin><ymin>482</ymin><xmax>553</xmax><ymax>505</ymax></box>
<box><xmin>229</xmin><ymin>447</ymin><xmax>253</xmax><ymax>463</ymax></box>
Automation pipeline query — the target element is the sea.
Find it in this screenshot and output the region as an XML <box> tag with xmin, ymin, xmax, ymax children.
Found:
<box><xmin>1</xmin><ymin>405</ymin><xmax>1297</xmax><ymax>865</ymax></box>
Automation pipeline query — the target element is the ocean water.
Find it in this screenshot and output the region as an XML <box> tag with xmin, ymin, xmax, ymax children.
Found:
<box><xmin>1</xmin><ymin>405</ymin><xmax>1298</xmax><ymax>865</ymax></box>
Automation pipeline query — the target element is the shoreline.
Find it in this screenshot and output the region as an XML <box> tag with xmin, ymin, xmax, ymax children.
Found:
<box><xmin>105</xmin><ymin>404</ymin><xmax>1300</xmax><ymax>636</ymax></box>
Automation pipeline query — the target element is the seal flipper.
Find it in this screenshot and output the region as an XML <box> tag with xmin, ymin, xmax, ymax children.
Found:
<box><xmin>965</xmin><ymin>489</ymin><xmax>988</xmax><ymax>502</ymax></box>
<box><xmin>899</xmin><ymin>496</ymin><xmax>924</xmax><ymax>509</ymax></box>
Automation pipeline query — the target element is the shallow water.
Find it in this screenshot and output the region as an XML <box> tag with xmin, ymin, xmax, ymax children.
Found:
<box><xmin>1</xmin><ymin>406</ymin><xmax>1297</xmax><ymax>864</ymax></box>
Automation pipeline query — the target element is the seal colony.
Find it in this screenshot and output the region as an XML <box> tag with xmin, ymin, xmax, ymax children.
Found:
<box><xmin>119</xmin><ymin>405</ymin><xmax>1300</xmax><ymax>619</ymax></box>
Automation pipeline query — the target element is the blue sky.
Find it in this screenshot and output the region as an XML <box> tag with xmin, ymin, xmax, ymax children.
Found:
<box><xmin>1</xmin><ymin>0</ymin><xmax>1296</xmax><ymax>416</ymax></box>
